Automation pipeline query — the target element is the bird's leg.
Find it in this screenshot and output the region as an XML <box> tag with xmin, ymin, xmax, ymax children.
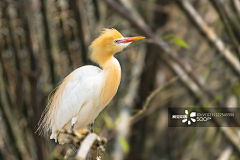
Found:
<box><xmin>67</xmin><ymin>118</ymin><xmax>78</xmax><ymax>153</ymax></box>
<box><xmin>67</xmin><ymin>124</ymin><xmax>74</xmax><ymax>139</ymax></box>
<box><xmin>90</xmin><ymin>122</ymin><xmax>94</xmax><ymax>133</ymax></box>
<box><xmin>70</xmin><ymin>124</ymin><xmax>74</xmax><ymax>132</ymax></box>
<box><xmin>67</xmin><ymin>124</ymin><xmax>78</xmax><ymax>154</ymax></box>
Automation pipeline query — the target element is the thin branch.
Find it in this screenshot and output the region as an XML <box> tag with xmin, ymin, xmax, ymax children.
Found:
<box><xmin>0</xmin><ymin>80</ymin><xmax>32</xmax><ymax>160</ymax></box>
<box><xmin>176</xmin><ymin>0</ymin><xmax>240</xmax><ymax>76</ymax></box>
<box><xmin>131</xmin><ymin>76</ymin><xmax>179</xmax><ymax>122</ymax></box>
<box><xmin>40</xmin><ymin>0</ymin><xmax>55</xmax><ymax>84</ymax></box>
<box><xmin>70</xmin><ymin>0</ymin><xmax>88</xmax><ymax>64</ymax></box>
<box><xmin>231</xmin><ymin>0</ymin><xmax>240</xmax><ymax>20</ymax></box>
<box><xmin>209</xmin><ymin>0</ymin><xmax>240</xmax><ymax>48</ymax></box>
<box><xmin>217</xmin><ymin>146</ymin><xmax>232</xmax><ymax>160</ymax></box>
<box><xmin>217</xmin><ymin>0</ymin><xmax>240</xmax><ymax>40</ymax></box>
<box><xmin>76</xmin><ymin>134</ymin><xmax>99</xmax><ymax>160</ymax></box>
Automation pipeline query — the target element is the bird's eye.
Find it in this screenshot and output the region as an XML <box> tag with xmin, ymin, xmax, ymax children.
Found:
<box><xmin>114</xmin><ymin>40</ymin><xmax>119</xmax><ymax>43</ymax></box>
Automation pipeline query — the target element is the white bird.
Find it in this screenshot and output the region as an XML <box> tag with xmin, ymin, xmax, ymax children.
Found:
<box><xmin>37</xmin><ymin>28</ymin><xmax>145</xmax><ymax>146</ymax></box>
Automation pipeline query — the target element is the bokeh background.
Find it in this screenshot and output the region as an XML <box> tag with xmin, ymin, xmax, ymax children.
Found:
<box><xmin>0</xmin><ymin>0</ymin><xmax>239</xmax><ymax>159</ymax></box>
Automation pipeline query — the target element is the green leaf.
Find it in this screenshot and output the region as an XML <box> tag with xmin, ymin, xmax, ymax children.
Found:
<box><xmin>132</xmin><ymin>109</ymin><xmax>141</xmax><ymax>113</ymax></box>
<box><xmin>170</xmin><ymin>38</ymin><xmax>190</xmax><ymax>49</ymax></box>
<box><xmin>187</xmin><ymin>131</ymin><xmax>196</xmax><ymax>147</ymax></box>
<box><xmin>162</xmin><ymin>33</ymin><xmax>174</xmax><ymax>40</ymax></box>
<box><xmin>215</xmin><ymin>94</ymin><xmax>222</xmax><ymax>100</ymax></box>
<box><xmin>94</xmin><ymin>127</ymin><xmax>101</xmax><ymax>134</ymax></box>
<box><xmin>50</xmin><ymin>151</ymin><xmax>63</xmax><ymax>160</ymax></box>
<box><xmin>202</xmin><ymin>104</ymin><xmax>208</xmax><ymax>109</ymax></box>
<box><xmin>233</xmin><ymin>82</ymin><xmax>240</xmax><ymax>97</ymax></box>
<box><xmin>229</xmin><ymin>155</ymin><xmax>236</xmax><ymax>160</ymax></box>
<box><xmin>103</xmin><ymin>114</ymin><xmax>114</xmax><ymax>129</ymax></box>
<box><xmin>118</xmin><ymin>136</ymin><xmax>130</xmax><ymax>154</ymax></box>
<box><xmin>114</xmin><ymin>117</ymin><xmax>120</xmax><ymax>125</ymax></box>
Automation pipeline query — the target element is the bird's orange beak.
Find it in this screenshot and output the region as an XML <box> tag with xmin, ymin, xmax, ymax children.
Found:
<box><xmin>119</xmin><ymin>36</ymin><xmax>145</xmax><ymax>43</ymax></box>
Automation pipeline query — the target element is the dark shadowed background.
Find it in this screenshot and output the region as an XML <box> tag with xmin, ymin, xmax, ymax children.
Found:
<box><xmin>0</xmin><ymin>0</ymin><xmax>239</xmax><ymax>160</ymax></box>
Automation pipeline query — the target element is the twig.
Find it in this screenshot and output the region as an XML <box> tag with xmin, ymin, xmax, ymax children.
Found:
<box><xmin>76</xmin><ymin>134</ymin><xmax>99</xmax><ymax>160</ymax></box>
<box><xmin>57</xmin><ymin>0</ymin><xmax>73</xmax><ymax>69</ymax></box>
<box><xmin>217</xmin><ymin>0</ymin><xmax>240</xmax><ymax>40</ymax></box>
<box><xmin>231</xmin><ymin>0</ymin><xmax>240</xmax><ymax>20</ymax></box>
<box><xmin>0</xmin><ymin>80</ymin><xmax>32</xmax><ymax>160</ymax></box>
<box><xmin>70</xmin><ymin>0</ymin><xmax>88</xmax><ymax>64</ymax></box>
<box><xmin>209</xmin><ymin>0</ymin><xmax>240</xmax><ymax>49</ymax></box>
<box><xmin>220</xmin><ymin>127</ymin><xmax>240</xmax><ymax>154</ymax></box>
<box><xmin>217</xmin><ymin>146</ymin><xmax>232</xmax><ymax>160</ymax></box>
<box><xmin>57</xmin><ymin>129</ymin><xmax>107</xmax><ymax>160</ymax></box>
<box><xmin>131</xmin><ymin>76</ymin><xmax>179</xmax><ymax>121</ymax></box>
<box><xmin>40</xmin><ymin>0</ymin><xmax>55</xmax><ymax>84</ymax></box>
<box><xmin>143</xmin><ymin>76</ymin><xmax>179</xmax><ymax>110</ymax></box>
<box><xmin>24</xmin><ymin>1</ymin><xmax>46</xmax><ymax>159</ymax></box>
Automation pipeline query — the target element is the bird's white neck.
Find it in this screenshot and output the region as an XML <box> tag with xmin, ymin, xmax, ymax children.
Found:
<box><xmin>99</xmin><ymin>57</ymin><xmax>121</xmax><ymax>109</ymax></box>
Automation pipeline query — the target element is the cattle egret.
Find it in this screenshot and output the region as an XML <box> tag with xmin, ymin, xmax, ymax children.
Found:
<box><xmin>37</xmin><ymin>28</ymin><xmax>145</xmax><ymax>146</ymax></box>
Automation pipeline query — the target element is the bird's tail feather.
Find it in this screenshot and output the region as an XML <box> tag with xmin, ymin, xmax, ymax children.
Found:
<box><xmin>36</xmin><ymin>73</ymin><xmax>73</xmax><ymax>136</ymax></box>
<box><xmin>35</xmin><ymin>86</ymin><xmax>60</xmax><ymax>136</ymax></box>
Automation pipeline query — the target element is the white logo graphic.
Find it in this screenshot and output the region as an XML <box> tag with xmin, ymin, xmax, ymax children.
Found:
<box><xmin>182</xmin><ymin>110</ymin><xmax>196</xmax><ymax>125</ymax></box>
<box><xmin>171</xmin><ymin>109</ymin><xmax>234</xmax><ymax>126</ymax></box>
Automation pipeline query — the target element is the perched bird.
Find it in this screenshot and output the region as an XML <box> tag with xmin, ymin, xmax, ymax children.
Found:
<box><xmin>37</xmin><ymin>28</ymin><xmax>145</xmax><ymax>145</ymax></box>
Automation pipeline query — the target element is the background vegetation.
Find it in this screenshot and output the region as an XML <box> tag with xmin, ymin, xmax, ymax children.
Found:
<box><xmin>0</xmin><ymin>0</ymin><xmax>239</xmax><ymax>159</ymax></box>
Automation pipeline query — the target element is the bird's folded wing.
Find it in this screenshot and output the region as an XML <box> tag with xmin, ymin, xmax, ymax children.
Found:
<box><xmin>53</xmin><ymin>66</ymin><xmax>102</xmax><ymax>131</ymax></box>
